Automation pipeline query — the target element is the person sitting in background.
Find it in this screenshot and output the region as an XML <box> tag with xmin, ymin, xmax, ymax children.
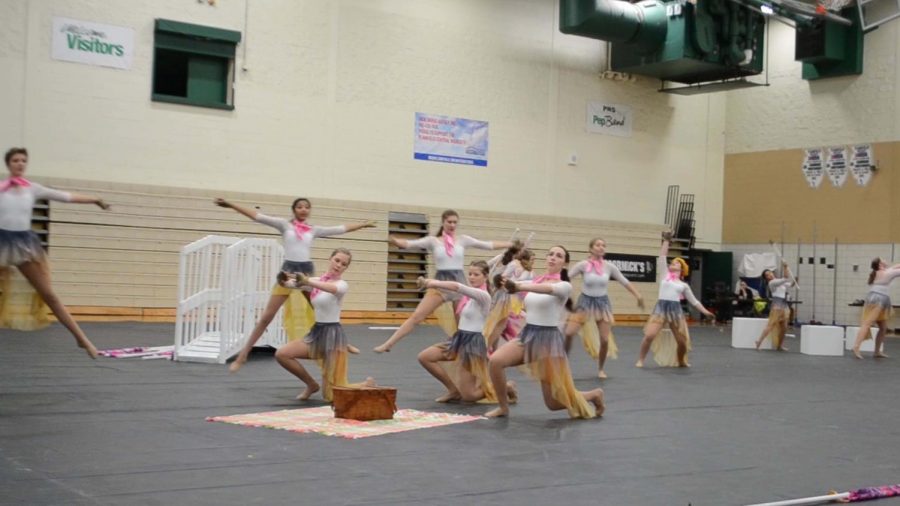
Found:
<box><xmin>735</xmin><ymin>281</ymin><xmax>758</xmax><ymax>301</ymax></box>
<box><xmin>732</xmin><ymin>280</ymin><xmax>758</xmax><ymax>317</ymax></box>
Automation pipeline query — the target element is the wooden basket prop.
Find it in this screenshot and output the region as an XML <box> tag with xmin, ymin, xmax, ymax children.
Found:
<box><xmin>332</xmin><ymin>386</ymin><xmax>398</xmax><ymax>421</ymax></box>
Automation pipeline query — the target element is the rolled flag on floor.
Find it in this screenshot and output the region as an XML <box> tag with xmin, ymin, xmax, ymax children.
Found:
<box><xmin>98</xmin><ymin>345</ymin><xmax>174</xmax><ymax>359</ymax></box>
<box><xmin>745</xmin><ymin>483</ymin><xmax>900</xmax><ymax>506</ymax></box>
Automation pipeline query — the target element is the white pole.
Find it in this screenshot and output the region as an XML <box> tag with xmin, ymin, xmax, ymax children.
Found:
<box><xmin>523</xmin><ymin>232</ymin><xmax>535</xmax><ymax>248</ymax></box>
<box><xmin>769</xmin><ymin>240</ymin><xmax>801</xmax><ymax>289</ymax></box>
<box><xmin>812</xmin><ymin>221</ymin><xmax>817</xmax><ymax>322</ymax></box>
<box><xmin>832</xmin><ymin>237</ymin><xmax>838</xmax><ymax>325</ymax></box>
<box><xmin>796</xmin><ymin>237</ymin><xmax>802</xmax><ymax>324</ymax></box>
<box><xmin>744</xmin><ymin>491</ymin><xmax>850</xmax><ymax>506</ymax></box>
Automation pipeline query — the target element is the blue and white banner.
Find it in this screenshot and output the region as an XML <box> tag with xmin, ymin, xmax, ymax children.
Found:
<box><xmin>414</xmin><ymin>113</ymin><xmax>489</xmax><ymax>167</ymax></box>
<box><xmin>826</xmin><ymin>146</ymin><xmax>848</xmax><ymax>188</ymax></box>
<box><xmin>850</xmin><ymin>144</ymin><xmax>873</xmax><ymax>187</ymax></box>
<box><xmin>802</xmin><ymin>148</ymin><xmax>825</xmax><ymax>189</ymax></box>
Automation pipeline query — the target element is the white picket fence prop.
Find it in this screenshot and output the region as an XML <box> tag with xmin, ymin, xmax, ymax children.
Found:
<box><xmin>219</xmin><ymin>238</ymin><xmax>288</xmax><ymax>360</ymax></box>
<box><xmin>174</xmin><ymin>235</ymin><xmax>288</xmax><ymax>364</ymax></box>
<box><xmin>174</xmin><ymin>236</ymin><xmax>237</xmax><ymax>363</ymax></box>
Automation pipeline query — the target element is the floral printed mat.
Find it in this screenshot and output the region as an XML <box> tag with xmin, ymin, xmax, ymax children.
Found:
<box><xmin>207</xmin><ymin>406</ymin><xmax>484</xmax><ymax>439</ymax></box>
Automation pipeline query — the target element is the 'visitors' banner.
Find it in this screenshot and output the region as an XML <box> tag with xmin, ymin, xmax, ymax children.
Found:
<box><xmin>52</xmin><ymin>17</ymin><xmax>134</xmax><ymax>70</ymax></box>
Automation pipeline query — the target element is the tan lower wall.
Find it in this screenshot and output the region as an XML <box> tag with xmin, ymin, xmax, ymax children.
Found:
<box><xmin>56</xmin><ymin>307</ymin><xmax>650</xmax><ymax>326</ymax></box>
<box><xmin>723</xmin><ymin>142</ymin><xmax>900</xmax><ymax>244</ymax></box>
<box><xmin>42</xmin><ymin>178</ymin><xmax>666</xmax><ymax>316</ymax></box>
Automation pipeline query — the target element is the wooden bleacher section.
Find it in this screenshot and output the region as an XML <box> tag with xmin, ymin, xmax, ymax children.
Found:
<box><xmin>39</xmin><ymin>177</ymin><xmax>664</xmax><ymax>324</ymax></box>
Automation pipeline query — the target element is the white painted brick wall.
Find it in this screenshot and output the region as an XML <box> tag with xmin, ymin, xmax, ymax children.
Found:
<box><xmin>724</xmin><ymin>243</ymin><xmax>900</xmax><ymax>325</ymax></box>
<box><xmin>726</xmin><ymin>22</ymin><xmax>900</xmax><ymax>154</ymax></box>
<box><xmin>1</xmin><ymin>0</ymin><xmax>726</xmax><ymax>245</ymax></box>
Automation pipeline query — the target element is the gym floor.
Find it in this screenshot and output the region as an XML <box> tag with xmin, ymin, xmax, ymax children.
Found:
<box><xmin>1</xmin><ymin>322</ymin><xmax>897</xmax><ymax>506</ymax></box>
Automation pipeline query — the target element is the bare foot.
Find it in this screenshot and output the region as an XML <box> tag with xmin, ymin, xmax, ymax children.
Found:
<box><xmin>485</xmin><ymin>406</ymin><xmax>509</xmax><ymax>418</ymax></box>
<box><xmin>296</xmin><ymin>382</ymin><xmax>320</xmax><ymax>400</ymax></box>
<box><xmin>678</xmin><ymin>362</ymin><xmax>691</xmax><ymax>368</ymax></box>
<box><xmin>348</xmin><ymin>344</ymin><xmax>361</xmax><ymax>354</ymax></box>
<box><xmin>229</xmin><ymin>353</ymin><xmax>248</xmax><ymax>373</ymax></box>
<box><xmin>373</xmin><ymin>344</ymin><xmax>391</xmax><ymax>353</ymax></box>
<box><xmin>589</xmin><ymin>388</ymin><xmax>605</xmax><ymax>417</ymax></box>
<box><xmin>875</xmin><ymin>352</ymin><xmax>889</xmax><ymax>359</ymax></box>
<box><xmin>635</xmin><ymin>360</ymin><xmax>644</xmax><ymax>368</ymax></box>
<box><xmin>777</xmin><ymin>346</ymin><xmax>789</xmax><ymax>352</ymax></box>
<box><xmin>362</xmin><ymin>376</ymin><xmax>377</xmax><ymax>387</ymax></box>
<box><xmin>435</xmin><ymin>390</ymin><xmax>462</xmax><ymax>403</ymax></box>
<box><xmin>78</xmin><ymin>340</ymin><xmax>99</xmax><ymax>359</ymax></box>
<box><xmin>852</xmin><ymin>347</ymin><xmax>864</xmax><ymax>359</ymax></box>
<box><xmin>754</xmin><ymin>339</ymin><xmax>762</xmax><ymax>350</ymax></box>
<box><xmin>506</xmin><ymin>381</ymin><xmax>518</xmax><ymax>404</ymax></box>
<box><xmin>598</xmin><ymin>370</ymin><xmax>608</xmax><ymax>379</ymax></box>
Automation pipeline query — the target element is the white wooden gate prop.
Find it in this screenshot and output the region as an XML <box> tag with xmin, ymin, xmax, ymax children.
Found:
<box><xmin>175</xmin><ymin>236</ymin><xmax>287</xmax><ymax>363</ymax></box>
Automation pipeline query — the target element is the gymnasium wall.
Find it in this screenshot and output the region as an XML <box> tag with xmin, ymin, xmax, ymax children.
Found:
<box><xmin>723</xmin><ymin>142</ymin><xmax>900</xmax><ymax>245</ymax></box>
<box><xmin>2</xmin><ymin>0</ymin><xmax>725</xmax><ymax>250</ymax></box>
<box><xmin>725</xmin><ymin>22</ymin><xmax>900</xmax><ymax>154</ymax></box>
<box><xmin>722</xmin><ymin>22</ymin><xmax>900</xmax><ymax>326</ymax></box>
<box><xmin>723</xmin><ymin>242</ymin><xmax>900</xmax><ymax>326</ymax></box>
<box><xmin>42</xmin><ymin>177</ymin><xmax>663</xmax><ymax>318</ymax></box>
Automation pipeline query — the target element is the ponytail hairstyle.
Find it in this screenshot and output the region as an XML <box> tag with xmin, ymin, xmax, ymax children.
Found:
<box><xmin>868</xmin><ymin>257</ymin><xmax>881</xmax><ymax>285</ymax></box>
<box><xmin>554</xmin><ymin>245</ymin><xmax>574</xmax><ymax>312</ymax></box>
<box><xmin>760</xmin><ymin>269</ymin><xmax>773</xmax><ymax>297</ymax></box>
<box><xmin>494</xmin><ymin>249</ymin><xmax>537</xmax><ymax>290</ymax></box>
<box><xmin>516</xmin><ymin>248</ymin><xmax>534</xmax><ymax>266</ymax></box>
<box><xmin>759</xmin><ymin>269</ymin><xmax>775</xmax><ymax>297</ymax></box>
<box><xmin>435</xmin><ymin>209</ymin><xmax>459</xmax><ymax>237</ymax></box>
<box><xmin>500</xmin><ymin>242</ymin><xmax>522</xmax><ymax>266</ymax></box>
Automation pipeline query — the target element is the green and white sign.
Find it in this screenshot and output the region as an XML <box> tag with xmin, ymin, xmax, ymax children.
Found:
<box><xmin>52</xmin><ymin>17</ymin><xmax>134</xmax><ymax>70</ymax></box>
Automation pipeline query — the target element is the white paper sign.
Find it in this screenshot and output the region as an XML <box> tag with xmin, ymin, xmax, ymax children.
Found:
<box><xmin>586</xmin><ymin>102</ymin><xmax>633</xmax><ymax>137</ymax></box>
<box><xmin>825</xmin><ymin>146</ymin><xmax>848</xmax><ymax>187</ymax></box>
<box><xmin>849</xmin><ymin>144</ymin><xmax>874</xmax><ymax>186</ymax></box>
<box><xmin>802</xmin><ymin>148</ymin><xmax>825</xmax><ymax>188</ymax></box>
<box><xmin>52</xmin><ymin>17</ymin><xmax>134</xmax><ymax>70</ymax></box>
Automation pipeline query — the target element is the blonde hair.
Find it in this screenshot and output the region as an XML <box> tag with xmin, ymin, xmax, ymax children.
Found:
<box><xmin>331</xmin><ymin>247</ymin><xmax>352</xmax><ymax>265</ymax></box>
<box><xmin>673</xmin><ymin>257</ymin><xmax>689</xmax><ymax>278</ymax></box>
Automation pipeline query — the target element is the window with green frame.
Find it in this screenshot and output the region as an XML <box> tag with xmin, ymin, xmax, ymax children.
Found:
<box><xmin>152</xmin><ymin>19</ymin><xmax>241</xmax><ymax>111</ymax></box>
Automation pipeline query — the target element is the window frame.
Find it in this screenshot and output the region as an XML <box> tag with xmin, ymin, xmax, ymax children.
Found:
<box><xmin>151</xmin><ymin>19</ymin><xmax>241</xmax><ymax>111</ymax></box>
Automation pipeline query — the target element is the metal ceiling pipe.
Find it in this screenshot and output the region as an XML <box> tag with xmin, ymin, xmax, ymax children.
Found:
<box><xmin>560</xmin><ymin>0</ymin><xmax>668</xmax><ymax>53</ymax></box>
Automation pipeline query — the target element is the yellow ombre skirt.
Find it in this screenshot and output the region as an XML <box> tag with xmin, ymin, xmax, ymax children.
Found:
<box><xmin>0</xmin><ymin>230</ymin><xmax>51</xmax><ymax>331</ymax></box>
<box><xmin>645</xmin><ymin>300</ymin><xmax>692</xmax><ymax>367</ymax></box>
<box><xmin>303</xmin><ymin>322</ymin><xmax>350</xmax><ymax>402</ymax></box>
<box><xmin>434</xmin><ymin>329</ymin><xmax>497</xmax><ymax>403</ymax></box>
<box><xmin>516</xmin><ymin>324</ymin><xmax>596</xmax><ymax>419</ymax></box>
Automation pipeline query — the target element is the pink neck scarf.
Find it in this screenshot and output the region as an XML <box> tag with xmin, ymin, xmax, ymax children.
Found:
<box><xmin>665</xmin><ymin>271</ymin><xmax>681</xmax><ymax>282</ymax></box>
<box><xmin>586</xmin><ymin>257</ymin><xmax>604</xmax><ymax>274</ymax></box>
<box><xmin>533</xmin><ymin>272</ymin><xmax>561</xmax><ymax>284</ymax></box>
<box><xmin>292</xmin><ymin>219</ymin><xmax>312</xmax><ymax>238</ymax></box>
<box><xmin>456</xmin><ymin>283</ymin><xmax>487</xmax><ymax>315</ymax></box>
<box><xmin>0</xmin><ymin>177</ymin><xmax>30</xmax><ymax>192</ymax></box>
<box><xmin>310</xmin><ymin>272</ymin><xmax>337</xmax><ymax>300</ymax></box>
<box><xmin>442</xmin><ymin>232</ymin><xmax>456</xmax><ymax>257</ymax></box>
